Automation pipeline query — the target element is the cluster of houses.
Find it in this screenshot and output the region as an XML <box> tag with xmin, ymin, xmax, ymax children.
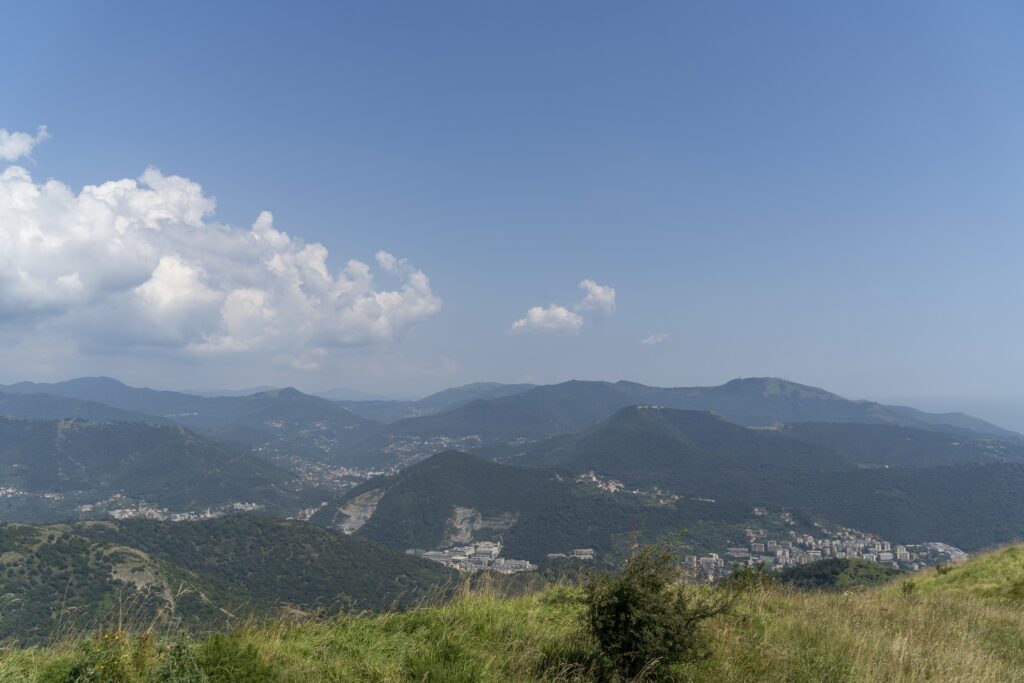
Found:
<box><xmin>407</xmin><ymin>541</ymin><xmax>538</xmax><ymax>574</ymax></box>
<box><xmin>408</xmin><ymin>542</ymin><xmax>600</xmax><ymax>574</ymax></box>
<box><xmin>81</xmin><ymin>497</ymin><xmax>264</xmax><ymax>522</ymax></box>
<box><xmin>0</xmin><ymin>487</ymin><xmax>63</xmax><ymax>501</ymax></box>
<box><xmin>572</xmin><ymin>470</ymin><xmax>681</xmax><ymax>505</ymax></box>
<box><xmin>687</xmin><ymin>521</ymin><xmax>969</xmax><ymax>580</ymax></box>
<box><xmin>546</xmin><ymin>548</ymin><xmax>596</xmax><ymax>561</ymax></box>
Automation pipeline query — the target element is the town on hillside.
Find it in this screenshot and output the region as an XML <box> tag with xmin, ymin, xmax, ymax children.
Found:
<box><xmin>689</xmin><ymin>509</ymin><xmax>969</xmax><ymax>581</ymax></box>
<box><xmin>407</xmin><ymin>542</ymin><xmax>596</xmax><ymax>574</ymax></box>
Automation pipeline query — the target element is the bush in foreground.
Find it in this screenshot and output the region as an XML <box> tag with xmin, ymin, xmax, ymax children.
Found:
<box><xmin>584</xmin><ymin>543</ymin><xmax>730</xmax><ymax>680</ymax></box>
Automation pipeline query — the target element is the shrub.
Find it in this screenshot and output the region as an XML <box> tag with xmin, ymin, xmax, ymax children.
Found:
<box><xmin>194</xmin><ymin>635</ymin><xmax>277</xmax><ymax>683</ymax></box>
<box><xmin>583</xmin><ymin>542</ymin><xmax>730</xmax><ymax>680</ymax></box>
<box><xmin>36</xmin><ymin>633</ymin><xmax>137</xmax><ymax>683</ymax></box>
<box><xmin>153</xmin><ymin>640</ymin><xmax>208</xmax><ymax>682</ymax></box>
<box><xmin>153</xmin><ymin>634</ymin><xmax>278</xmax><ymax>683</ymax></box>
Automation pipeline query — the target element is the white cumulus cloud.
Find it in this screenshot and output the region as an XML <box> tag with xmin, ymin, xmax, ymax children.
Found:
<box><xmin>0</xmin><ymin>126</ymin><xmax>49</xmax><ymax>162</ymax></box>
<box><xmin>0</xmin><ymin>157</ymin><xmax>441</xmax><ymax>366</ymax></box>
<box><xmin>575</xmin><ymin>279</ymin><xmax>616</xmax><ymax>313</ymax></box>
<box><xmin>511</xmin><ymin>278</ymin><xmax>615</xmax><ymax>335</ymax></box>
<box><xmin>511</xmin><ymin>305</ymin><xmax>584</xmax><ymax>335</ymax></box>
<box><xmin>641</xmin><ymin>333</ymin><xmax>669</xmax><ymax>346</ymax></box>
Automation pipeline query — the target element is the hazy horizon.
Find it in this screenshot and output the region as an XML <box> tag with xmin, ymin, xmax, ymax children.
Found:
<box><xmin>3</xmin><ymin>371</ymin><xmax>1023</xmax><ymax>434</ymax></box>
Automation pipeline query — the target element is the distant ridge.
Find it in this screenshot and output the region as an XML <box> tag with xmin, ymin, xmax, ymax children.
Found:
<box><xmin>333</xmin><ymin>377</ymin><xmax>1020</xmax><ymax>465</ymax></box>
<box><xmin>0</xmin><ymin>377</ymin><xmax>381</xmax><ymax>462</ymax></box>
<box><xmin>0</xmin><ymin>416</ymin><xmax>292</xmax><ymax>514</ymax></box>
<box><xmin>781</xmin><ymin>422</ymin><xmax>1024</xmax><ymax>468</ymax></box>
<box><xmin>4</xmin><ymin>375</ymin><xmax>1012</xmax><ymax>439</ymax></box>
<box><xmin>184</xmin><ymin>385</ymin><xmax>279</xmax><ymax>398</ymax></box>
<box><xmin>1</xmin><ymin>376</ymin><xmax>1017</xmax><ymax>471</ymax></box>
<box><xmin>0</xmin><ymin>391</ymin><xmax>168</xmax><ymax>424</ymax></box>
<box><xmin>336</xmin><ymin>382</ymin><xmax>536</xmax><ymax>423</ymax></box>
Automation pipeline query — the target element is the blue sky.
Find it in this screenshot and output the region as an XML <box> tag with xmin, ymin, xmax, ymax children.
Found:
<box><xmin>1</xmin><ymin>2</ymin><xmax>1023</xmax><ymax>425</ymax></box>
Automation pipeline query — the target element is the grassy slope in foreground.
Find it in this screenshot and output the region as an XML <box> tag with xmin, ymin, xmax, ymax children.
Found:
<box><xmin>905</xmin><ymin>544</ymin><xmax>1024</xmax><ymax>603</ymax></box>
<box><xmin>6</xmin><ymin>547</ymin><xmax>1024</xmax><ymax>681</ymax></box>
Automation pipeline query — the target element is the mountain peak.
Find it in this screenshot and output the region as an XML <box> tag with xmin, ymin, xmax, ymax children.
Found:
<box><xmin>719</xmin><ymin>377</ymin><xmax>841</xmax><ymax>400</ymax></box>
<box><xmin>253</xmin><ymin>387</ymin><xmax>308</xmax><ymax>400</ymax></box>
<box><xmin>64</xmin><ymin>376</ymin><xmax>130</xmax><ymax>388</ymax></box>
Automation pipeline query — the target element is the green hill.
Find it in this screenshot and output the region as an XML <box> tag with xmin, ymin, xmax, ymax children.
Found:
<box><xmin>319</xmin><ymin>451</ymin><xmax>770</xmax><ymax>562</ymax></box>
<box><xmin>0</xmin><ymin>517</ymin><xmax>453</xmax><ymax>642</ymax></box>
<box><xmin>777</xmin><ymin>558</ymin><xmax>902</xmax><ymax>590</ymax></box>
<box><xmin>323</xmin><ymin>435</ymin><xmax>1024</xmax><ymax>568</ymax></box>
<box><xmin>770</xmin><ymin>463</ymin><xmax>1024</xmax><ymax>552</ymax></box>
<box><xmin>510</xmin><ymin>408</ymin><xmax>1024</xmax><ymax>553</ymax></box>
<box><xmin>0</xmin><ymin>417</ymin><xmax>293</xmax><ymax>520</ymax></box>
<box><xmin>516</xmin><ymin>406</ymin><xmax>856</xmax><ymax>495</ymax></box>
<box><xmin>781</xmin><ymin>421</ymin><xmax>1024</xmax><ymax>467</ymax></box>
<box><xmin>904</xmin><ymin>545</ymin><xmax>1024</xmax><ymax>604</ymax></box>
<box><xmin>0</xmin><ymin>522</ymin><xmax>234</xmax><ymax>642</ymax></box>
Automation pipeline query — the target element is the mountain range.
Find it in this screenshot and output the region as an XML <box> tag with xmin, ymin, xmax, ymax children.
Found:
<box><xmin>392</xmin><ymin>377</ymin><xmax>1018</xmax><ymax>438</ymax></box>
<box><xmin>335</xmin><ymin>382</ymin><xmax>537</xmax><ymax>423</ymax></box>
<box><xmin>332</xmin><ymin>377</ymin><xmax>1020</xmax><ymax>466</ymax></box>
<box><xmin>0</xmin><ymin>378</ymin><xmax>378</xmax><ymax>464</ymax></box>
<box><xmin>3</xmin><ymin>374</ymin><xmax>1024</xmax><ymax>554</ymax></box>
<box><xmin>5</xmin><ymin>373</ymin><xmax>1024</xmax><ymax>649</ymax></box>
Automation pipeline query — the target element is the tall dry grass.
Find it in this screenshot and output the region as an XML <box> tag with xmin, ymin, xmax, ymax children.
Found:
<box><xmin>678</xmin><ymin>584</ymin><xmax>1024</xmax><ymax>682</ymax></box>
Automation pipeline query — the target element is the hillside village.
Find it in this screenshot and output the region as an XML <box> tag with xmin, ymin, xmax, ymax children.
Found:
<box><xmin>690</xmin><ymin>511</ymin><xmax>969</xmax><ymax>580</ymax></box>
<box><xmin>408</xmin><ymin>542</ymin><xmax>596</xmax><ymax>573</ymax></box>
<box><xmin>407</xmin><ymin>542</ymin><xmax>538</xmax><ymax>573</ymax></box>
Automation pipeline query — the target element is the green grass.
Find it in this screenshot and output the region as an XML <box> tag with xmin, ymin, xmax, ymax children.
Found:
<box><xmin>0</xmin><ymin>586</ymin><xmax>600</xmax><ymax>682</ymax></box>
<box><xmin>7</xmin><ymin>548</ymin><xmax>1024</xmax><ymax>681</ymax></box>
<box><xmin>901</xmin><ymin>545</ymin><xmax>1024</xmax><ymax>604</ymax></box>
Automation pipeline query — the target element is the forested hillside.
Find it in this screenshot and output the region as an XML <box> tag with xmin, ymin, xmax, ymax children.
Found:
<box><xmin>321</xmin><ymin>451</ymin><xmax>796</xmax><ymax>562</ymax></box>
<box><xmin>781</xmin><ymin>421</ymin><xmax>1024</xmax><ymax>467</ymax></box>
<box><xmin>0</xmin><ymin>517</ymin><xmax>453</xmax><ymax>642</ymax></box>
<box><xmin>0</xmin><ymin>417</ymin><xmax>293</xmax><ymax>516</ymax></box>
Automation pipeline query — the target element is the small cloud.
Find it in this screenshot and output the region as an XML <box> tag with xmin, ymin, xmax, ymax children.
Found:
<box><xmin>0</xmin><ymin>125</ymin><xmax>49</xmax><ymax>162</ymax></box>
<box><xmin>512</xmin><ymin>278</ymin><xmax>615</xmax><ymax>336</ymax></box>
<box><xmin>576</xmin><ymin>279</ymin><xmax>616</xmax><ymax>314</ymax></box>
<box><xmin>511</xmin><ymin>304</ymin><xmax>584</xmax><ymax>335</ymax></box>
<box><xmin>641</xmin><ymin>333</ymin><xmax>669</xmax><ymax>346</ymax></box>
<box><xmin>375</xmin><ymin>251</ymin><xmax>399</xmax><ymax>272</ymax></box>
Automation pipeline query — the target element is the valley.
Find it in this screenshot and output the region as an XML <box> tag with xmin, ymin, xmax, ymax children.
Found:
<box><xmin>1</xmin><ymin>375</ymin><xmax>1023</xmax><ymax>643</ymax></box>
